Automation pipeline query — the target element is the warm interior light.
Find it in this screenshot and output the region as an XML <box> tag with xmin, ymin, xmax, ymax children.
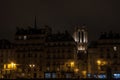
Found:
<box><xmin>70</xmin><ymin>61</ymin><xmax>75</xmax><ymax>67</ymax></box>
<box><xmin>97</xmin><ymin>60</ymin><xmax>101</xmax><ymax>65</ymax></box>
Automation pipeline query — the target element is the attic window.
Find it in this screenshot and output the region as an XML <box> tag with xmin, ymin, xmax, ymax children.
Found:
<box><xmin>24</xmin><ymin>35</ymin><xmax>27</xmax><ymax>40</ymax></box>
<box><xmin>18</xmin><ymin>36</ymin><xmax>22</xmax><ymax>40</ymax></box>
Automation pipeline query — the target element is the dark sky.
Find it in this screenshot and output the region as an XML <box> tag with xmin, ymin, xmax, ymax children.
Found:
<box><xmin>0</xmin><ymin>0</ymin><xmax>120</xmax><ymax>41</ymax></box>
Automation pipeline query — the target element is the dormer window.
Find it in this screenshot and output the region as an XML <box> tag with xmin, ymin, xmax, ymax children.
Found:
<box><xmin>113</xmin><ymin>46</ymin><xmax>117</xmax><ymax>51</ymax></box>
<box><xmin>18</xmin><ymin>36</ymin><xmax>22</xmax><ymax>40</ymax></box>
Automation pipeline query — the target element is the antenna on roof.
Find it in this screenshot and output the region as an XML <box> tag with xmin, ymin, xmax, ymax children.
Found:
<box><xmin>34</xmin><ymin>16</ymin><xmax>37</xmax><ymax>29</ymax></box>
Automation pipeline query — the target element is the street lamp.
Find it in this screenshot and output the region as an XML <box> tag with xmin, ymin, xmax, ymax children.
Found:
<box><xmin>74</xmin><ymin>68</ymin><xmax>79</xmax><ymax>73</ymax></box>
<box><xmin>97</xmin><ymin>60</ymin><xmax>102</xmax><ymax>71</ymax></box>
<box><xmin>29</xmin><ymin>64</ymin><xmax>35</xmax><ymax>68</ymax></box>
<box><xmin>29</xmin><ymin>64</ymin><xmax>35</xmax><ymax>78</ymax></box>
<box><xmin>10</xmin><ymin>62</ymin><xmax>16</xmax><ymax>70</ymax></box>
<box><xmin>97</xmin><ymin>60</ymin><xmax>101</xmax><ymax>66</ymax></box>
<box><xmin>3</xmin><ymin>62</ymin><xmax>17</xmax><ymax>79</ymax></box>
<box><xmin>70</xmin><ymin>61</ymin><xmax>75</xmax><ymax>68</ymax></box>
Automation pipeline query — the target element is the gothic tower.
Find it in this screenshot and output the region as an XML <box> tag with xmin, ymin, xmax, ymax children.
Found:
<box><xmin>73</xmin><ymin>25</ymin><xmax>88</xmax><ymax>53</ymax></box>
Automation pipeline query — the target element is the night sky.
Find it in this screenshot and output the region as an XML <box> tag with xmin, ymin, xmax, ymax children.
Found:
<box><xmin>0</xmin><ymin>0</ymin><xmax>120</xmax><ymax>41</ymax></box>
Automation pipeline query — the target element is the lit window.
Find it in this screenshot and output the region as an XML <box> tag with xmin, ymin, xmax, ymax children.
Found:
<box><xmin>113</xmin><ymin>46</ymin><xmax>117</xmax><ymax>51</ymax></box>
<box><xmin>45</xmin><ymin>73</ymin><xmax>51</xmax><ymax>78</ymax></box>
<box><xmin>23</xmin><ymin>35</ymin><xmax>27</xmax><ymax>40</ymax></box>
<box><xmin>114</xmin><ymin>74</ymin><xmax>120</xmax><ymax>78</ymax></box>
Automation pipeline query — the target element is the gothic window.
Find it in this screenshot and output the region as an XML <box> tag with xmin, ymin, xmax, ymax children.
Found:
<box><xmin>81</xmin><ymin>31</ymin><xmax>84</xmax><ymax>43</ymax></box>
<box><xmin>78</xmin><ymin>32</ymin><xmax>80</xmax><ymax>42</ymax></box>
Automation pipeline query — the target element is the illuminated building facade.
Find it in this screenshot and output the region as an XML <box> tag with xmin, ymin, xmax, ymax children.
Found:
<box><xmin>73</xmin><ymin>26</ymin><xmax>88</xmax><ymax>52</ymax></box>
<box><xmin>88</xmin><ymin>32</ymin><xmax>120</xmax><ymax>78</ymax></box>
<box><xmin>73</xmin><ymin>26</ymin><xmax>88</xmax><ymax>78</ymax></box>
<box><xmin>14</xmin><ymin>25</ymin><xmax>51</xmax><ymax>78</ymax></box>
<box><xmin>0</xmin><ymin>39</ymin><xmax>15</xmax><ymax>78</ymax></box>
<box><xmin>45</xmin><ymin>31</ymin><xmax>77</xmax><ymax>78</ymax></box>
<box><xmin>14</xmin><ymin>19</ymin><xmax>77</xmax><ymax>78</ymax></box>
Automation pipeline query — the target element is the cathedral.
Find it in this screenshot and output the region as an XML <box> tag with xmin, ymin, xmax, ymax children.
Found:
<box><xmin>73</xmin><ymin>25</ymin><xmax>88</xmax><ymax>52</ymax></box>
<box><xmin>0</xmin><ymin>18</ymin><xmax>120</xmax><ymax>79</ymax></box>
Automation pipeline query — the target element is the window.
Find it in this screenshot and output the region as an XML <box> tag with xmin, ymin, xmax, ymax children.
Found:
<box><xmin>39</xmin><ymin>66</ymin><xmax>42</xmax><ymax>71</ymax></box>
<box><xmin>28</xmin><ymin>53</ymin><xmax>32</xmax><ymax>57</ymax></box>
<box><xmin>23</xmin><ymin>35</ymin><xmax>27</xmax><ymax>40</ymax></box>
<box><xmin>18</xmin><ymin>36</ymin><xmax>22</xmax><ymax>39</ymax></box>
<box><xmin>113</xmin><ymin>74</ymin><xmax>120</xmax><ymax>78</ymax></box>
<box><xmin>113</xmin><ymin>53</ymin><xmax>117</xmax><ymax>58</ymax></box>
<box><xmin>100</xmin><ymin>53</ymin><xmax>104</xmax><ymax>58</ymax></box>
<box><xmin>106</xmin><ymin>53</ymin><xmax>110</xmax><ymax>59</ymax></box>
<box><xmin>17</xmin><ymin>54</ymin><xmax>20</xmax><ymax>58</ymax></box>
<box><xmin>52</xmin><ymin>73</ymin><xmax>56</xmax><ymax>78</ymax></box>
<box><xmin>46</xmin><ymin>62</ymin><xmax>50</xmax><ymax>67</ymax></box>
<box><xmin>45</xmin><ymin>73</ymin><xmax>51</xmax><ymax>78</ymax></box>
<box><xmin>113</xmin><ymin>46</ymin><xmax>117</xmax><ymax>51</ymax></box>
<box><xmin>23</xmin><ymin>54</ymin><xmax>25</xmax><ymax>58</ymax></box>
<box><xmin>34</xmin><ymin>53</ymin><xmax>37</xmax><ymax>58</ymax></box>
<box><xmin>0</xmin><ymin>53</ymin><xmax>3</xmax><ymax>57</ymax></box>
<box><xmin>47</xmin><ymin>54</ymin><xmax>50</xmax><ymax>59</ymax></box>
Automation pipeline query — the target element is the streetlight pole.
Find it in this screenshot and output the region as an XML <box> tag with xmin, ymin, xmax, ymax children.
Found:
<box><xmin>29</xmin><ymin>64</ymin><xmax>35</xmax><ymax>78</ymax></box>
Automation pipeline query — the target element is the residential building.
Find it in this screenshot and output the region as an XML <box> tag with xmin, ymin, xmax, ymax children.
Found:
<box><xmin>0</xmin><ymin>39</ymin><xmax>15</xmax><ymax>78</ymax></box>
<box><xmin>88</xmin><ymin>32</ymin><xmax>120</xmax><ymax>78</ymax></box>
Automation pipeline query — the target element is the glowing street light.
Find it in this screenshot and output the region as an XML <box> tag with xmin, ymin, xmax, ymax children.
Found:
<box><xmin>4</xmin><ymin>62</ymin><xmax>16</xmax><ymax>70</ymax></box>
<box><xmin>11</xmin><ymin>62</ymin><xmax>16</xmax><ymax>69</ymax></box>
<box><xmin>97</xmin><ymin>60</ymin><xmax>101</xmax><ymax>65</ymax></box>
<box><xmin>70</xmin><ymin>61</ymin><xmax>75</xmax><ymax>67</ymax></box>
<box><xmin>74</xmin><ymin>68</ymin><xmax>79</xmax><ymax>73</ymax></box>
<box><xmin>29</xmin><ymin>64</ymin><xmax>35</xmax><ymax>68</ymax></box>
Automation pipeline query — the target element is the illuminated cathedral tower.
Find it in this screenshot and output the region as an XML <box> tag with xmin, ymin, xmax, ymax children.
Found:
<box><xmin>73</xmin><ymin>25</ymin><xmax>88</xmax><ymax>53</ymax></box>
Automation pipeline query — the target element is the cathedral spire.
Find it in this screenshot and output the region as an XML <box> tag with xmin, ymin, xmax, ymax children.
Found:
<box><xmin>34</xmin><ymin>16</ymin><xmax>37</xmax><ymax>29</ymax></box>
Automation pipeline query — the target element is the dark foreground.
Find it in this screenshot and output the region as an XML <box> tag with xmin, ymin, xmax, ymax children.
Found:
<box><xmin>1</xmin><ymin>78</ymin><xmax>120</xmax><ymax>80</ymax></box>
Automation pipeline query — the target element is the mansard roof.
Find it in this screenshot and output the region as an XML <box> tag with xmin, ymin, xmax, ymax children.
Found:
<box><xmin>15</xmin><ymin>27</ymin><xmax>46</xmax><ymax>35</ymax></box>
<box><xmin>99</xmin><ymin>31</ymin><xmax>120</xmax><ymax>39</ymax></box>
<box><xmin>0</xmin><ymin>39</ymin><xmax>13</xmax><ymax>49</ymax></box>
<box><xmin>89</xmin><ymin>31</ymin><xmax>120</xmax><ymax>48</ymax></box>
<box><xmin>46</xmin><ymin>31</ymin><xmax>74</xmax><ymax>42</ymax></box>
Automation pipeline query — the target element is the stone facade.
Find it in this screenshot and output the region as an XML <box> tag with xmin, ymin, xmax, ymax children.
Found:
<box><xmin>88</xmin><ymin>32</ymin><xmax>120</xmax><ymax>78</ymax></box>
